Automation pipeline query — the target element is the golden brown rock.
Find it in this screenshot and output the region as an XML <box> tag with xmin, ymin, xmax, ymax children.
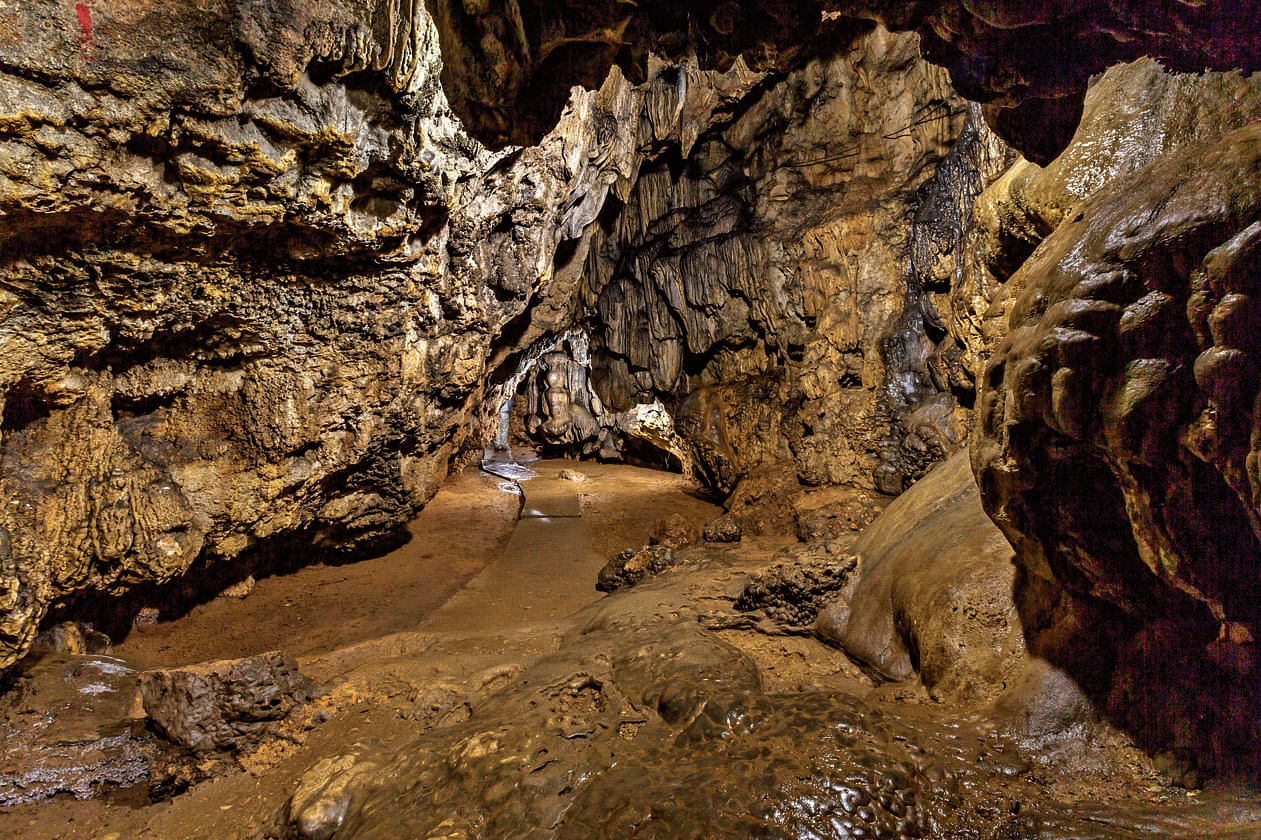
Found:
<box><xmin>816</xmin><ymin>452</ymin><xmax>1024</xmax><ymax>705</ymax></box>
<box><xmin>973</xmin><ymin>124</ymin><xmax>1261</xmax><ymax>776</ymax></box>
<box><xmin>581</xmin><ymin>28</ymin><xmax>1003</xmax><ymax>499</ymax></box>
<box><xmin>0</xmin><ymin>1</ymin><xmax>763</xmax><ymax>670</ymax></box>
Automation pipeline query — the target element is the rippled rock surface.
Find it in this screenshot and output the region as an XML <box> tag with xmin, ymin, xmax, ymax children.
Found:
<box><xmin>316</xmin><ymin>553</ymin><xmax>1261</xmax><ymax>839</ymax></box>
<box><xmin>974</xmin><ymin>122</ymin><xmax>1261</xmax><ymax>779</ymax></box>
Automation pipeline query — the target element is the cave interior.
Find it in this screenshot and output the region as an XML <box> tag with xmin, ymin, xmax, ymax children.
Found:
<box><xmin>0</xmin><ymin>1</ymin><xmax>1260</xmax><ymax>838</ymax></box>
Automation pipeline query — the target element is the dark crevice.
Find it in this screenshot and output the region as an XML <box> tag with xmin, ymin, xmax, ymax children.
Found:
<box><xmin>1</xmin><ymin>381</ymin><xmax>52</xmax><ymax>433</ymax></box>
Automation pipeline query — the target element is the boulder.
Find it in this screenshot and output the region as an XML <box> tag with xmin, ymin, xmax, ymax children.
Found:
<box><xmin>815</xmin><ymin>452</ymin><xmax>1025</xmax><ymax>705</ymax></box>
<box><xmin>139</xmin><ymin>651</ymin><xmax>315</xmax><ymax>752</ymax></box>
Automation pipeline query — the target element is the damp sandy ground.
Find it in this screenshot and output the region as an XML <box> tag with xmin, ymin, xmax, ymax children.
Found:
<box><xmin>3</xmin><ymin>459</ymin><xmax>1260</xmax><ymax>839</ymax></box>
<box><xmin>0</xmin><ymin>458</ymin><xmax>725</xmax><ymax>838</ymax></box>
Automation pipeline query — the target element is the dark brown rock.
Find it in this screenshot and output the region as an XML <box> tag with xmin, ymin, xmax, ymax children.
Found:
<box><xmin>425</xmin><ymin>0</ymin><xmax>1261</xmax><ymax>162</ymax></box>
<box><xmin>735</xmin><ymin>548</ymin><xmax>858</xmax><ymax>628</ymax></box>
<box><xmin>139</xmin><ymin>651</ymin><xmax>315</xmax><ymax>752</ymax></box>
<box><xmin>595</xmin><ymin>545</ymin><xmax>677</xmax><ymax>593</ymax></box>
<box><xmin>972</xmin><ymin>123</ymin><xmax>1261</xmax><ymax>776</ymax></box>
<box><xmin>701</xmin><ymin>514</ymin><xmax>742</xmax><ymax>544</ymax></box>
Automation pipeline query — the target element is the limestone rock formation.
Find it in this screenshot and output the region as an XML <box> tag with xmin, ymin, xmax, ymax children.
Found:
<box><xmin>595</xmin><ymin>544</ymin><xmax>678</xmax><ymax>592</ymax></box>
<box><xmin>0</xmin><ymin>1</ymin><xmax>765</xmax><ymax>670</ymax></box>
<box><xmin>139</xmin><ymin>651</ymin><xmax>315</xmax><ymax>752</ymax></box>
<box><xmin>0</xmin><ymin>0</ymin><xmax>487</xmax><ymax>669</ymax></box>
<box><xmin>959</xmin><ymin>60</ymin><xmax>1261</xmax><ymax>776</ymax></box>
<box><xmin>522</xmin><ymin>348</ymin><xmax>601</xmax><ymax>451</ymax></box>
<box><xmin>735</xmin><ymin>544</ymin><xmax>858</xmax><ymax>628</ymax></box>
<box><xmin>973</xmin><ymin>123</ymin><xmax>1261</xmax><ymax>776</ymax></box>
<box><xmin>816</xmin><ymin>452</ymin><xmax>1024</xmax><ymax>706</ymax></box>
<box><xmin>953</xmin><ymin>60</ymin><xmax>1261</xmax><ymax>388</ymax></box>
<box><xmin>425</xmin><ymin>0</ymin><xmax>1261</xmax><ymax>162</ymax></box>
<box><xmin>580</xmin><ymin>27</ymin><xmax>1010</xmax><ymax>500</ymax></box>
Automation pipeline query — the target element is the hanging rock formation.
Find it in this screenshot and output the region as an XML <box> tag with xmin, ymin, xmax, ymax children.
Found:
<box><xmin>580</xmin><ymin>26</ymin><xmax>1010</xmax><ymax>506</ymax></box>
<box><xmin>424</xmin><ymin>0</ymin><xmax>1261</xmax><ymax>163</ymax></box>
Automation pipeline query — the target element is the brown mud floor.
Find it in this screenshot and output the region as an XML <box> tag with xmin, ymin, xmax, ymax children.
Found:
<box><xmin>2</xmin><ymin>459</ymin><xmax>1260</xmax><ymax>838</ymax></box>
<box><xmin>0</xmin><ymin>458</ymin><xmax>725</xmax><ymax>838</ymax></box>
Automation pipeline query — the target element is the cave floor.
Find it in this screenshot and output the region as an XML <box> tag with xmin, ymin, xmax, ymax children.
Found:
<box><xmin>3</xmin><ymin>459</ymin><xmax>1261</xmax><ymax>838</ymax></box>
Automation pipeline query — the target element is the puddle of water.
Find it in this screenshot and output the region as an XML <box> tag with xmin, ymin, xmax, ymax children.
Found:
<box><xmin>482</xmin><ymin>459</ymin><xmax>538</xmax><ymax>481</ymax></box>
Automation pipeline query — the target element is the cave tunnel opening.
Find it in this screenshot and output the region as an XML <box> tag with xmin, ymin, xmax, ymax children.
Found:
<box><xmin>3</xmin><ymin>2</ymin><xmax>1261</xmax><ymax>834</ymax></box>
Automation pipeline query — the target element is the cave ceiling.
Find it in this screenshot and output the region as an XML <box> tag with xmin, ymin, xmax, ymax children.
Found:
<box><xmin>425</xmin><ymin>0</ymin><xmax>1261</xmax><ymax>163</ymax></box>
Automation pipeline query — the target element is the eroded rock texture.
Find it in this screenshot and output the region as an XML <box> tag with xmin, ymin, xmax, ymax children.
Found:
<box><xmin>139</xmin><ymin>651</ymin><xmax>314</xmax><ymax>752</ymax></box>
<box><xmin>425</xmin><ymin>0</ymin><xmax>1261</xmax><ymax>162</ymax></box>
<box><xmin>0</xmin><ymin>1</ymin><xmax>770</xmax><ymax>670</ymax></box>
<box><xmin>970</xmin><ymin>65</ymin><xmax>1261</xmax><ymax>775</ymax></box>
<box><xmin>580</xmin><ymin>27</ymin><xmax>1011</xmax><ymax>507</ymax></box>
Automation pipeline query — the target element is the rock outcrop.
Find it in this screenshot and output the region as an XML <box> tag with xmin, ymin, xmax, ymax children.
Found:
<box><xmin>579</xmin><ymin>27</ymin><xmax>1011</xmax><ymax>501</ymax></box>
<box><xmin>424</xmin><ymin>0</ymin><xmax>1261</xmax><ymax>162</ymax></box>
<box><xmin>139</xmin><ymin>651</ymin><xmax>315</xmax><ymax>752</ymax></box>
<box><xmin>968</xmin><ymin>63</ymin><xmax>1261</xmax><ymax>775</ymax></box>
<box><xmin>816</xmin><ymin>452</ymin><xmax>1024</xmax><ymax>706</ymax></box>
<box><xmin>974</xmin><ymin>125</ymin><xmax>1261</xmax><ymax>776</ymax></box>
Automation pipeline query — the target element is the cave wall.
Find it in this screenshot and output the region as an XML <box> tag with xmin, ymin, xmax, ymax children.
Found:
<box><xmin>963</xmin><ymin>61</ymin><xmax>1261</xmax><ymax>775</ymax></box>
<box><xmin>1</xmin><ymin>0</ymin><xmax>1259</xmax><ymax>780</ymax></box>
<box><xmin>0</xmin><ymin>0</ymin><xmax>767</xmax><ymax>670</ymax></box>
<box><xmin>578</xmin><ymin>26</ymin><xmax>1011</xmax><ymax>517</ymax></box>
<box><xmin>0</xmin><ymin>0</ymin><xmax>520</xmax><ymax>667</ymax></box>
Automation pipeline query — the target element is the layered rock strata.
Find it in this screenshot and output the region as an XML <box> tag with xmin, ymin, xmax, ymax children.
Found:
<box><xmin>0</xmin><ymin>1</ymin><xmax>768</xmax><ymax>670</ymax></box>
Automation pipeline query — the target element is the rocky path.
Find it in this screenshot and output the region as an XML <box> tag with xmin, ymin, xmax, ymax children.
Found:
<box><xmin>8</xmin><ymin>458</ymin><xmax>1261</xmax><ymax>840</ymax></box>
<box><xmin>421</xmin><ymin>465</ymin><xmax>605</xmax><ymax>633</ymax></box>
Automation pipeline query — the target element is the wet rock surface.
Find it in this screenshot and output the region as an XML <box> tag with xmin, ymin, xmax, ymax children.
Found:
<box><xmin>973</xmin><ymin>123</ymin><xmax>1261</xmax><ymax>776</ymax></box>
<box><xmin>953</xmin><ymin>59</ymin><xmax>1261</xmax><ymax>777</ymax></box>
<box><xmin>0</xmin><ymin>654</ymin><xmax>152</xmax><ymax>805</ymax></box>
<box><xmin>817</xmin><ymin>453</ymin><xmax>1024</xmax><ymax>706</ymax></box>
<box><xmin>0</xmin><ymin>0</ymin><xmax>1259</xmax><ymax>832</ymax></box>
<box><xmin>289</xmin><ymin>748</ymin><xmax>381</xmax><ymax>840</ymax></box>
<box><xmin>426</xmin><ymin>0</ymin><xmax>1261</xmax><ymax>164</ymax></box>
<box><xmin>0</xmin><ymin>461</ymin><xmax>1256</xmax><ymax>838</ymax></box>
<box><xmin>139</xmin><ymin>651</ymin><xmax>315</xmax><ymax>752</ymax></box>
<box><xmin>312</xmin><ymin>551</ymin><xmax>1261</xmax><ymax>840</ymax></box>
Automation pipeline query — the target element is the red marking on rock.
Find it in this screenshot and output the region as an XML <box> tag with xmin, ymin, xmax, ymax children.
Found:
<box><xmin>74</xmin><ymin>2</ymin><xmax>92</xmax><ymax>46</ymax></box>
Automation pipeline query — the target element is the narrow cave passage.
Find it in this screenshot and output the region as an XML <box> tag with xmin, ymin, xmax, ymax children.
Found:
<box><xmin>1</xmin><ymin>0</ymin><xmax>1260</xmax><ymax>837</ymax></box>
